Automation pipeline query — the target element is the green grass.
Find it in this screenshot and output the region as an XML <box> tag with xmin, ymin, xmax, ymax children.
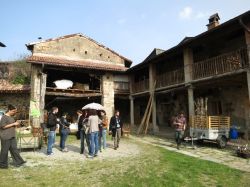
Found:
<box><xmin>0</xmin><ymin>137</ymin><xmax>249</xmax><ymax>187</ymax></box>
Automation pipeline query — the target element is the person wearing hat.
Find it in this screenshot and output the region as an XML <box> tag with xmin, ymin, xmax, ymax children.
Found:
<box><xmin>59</xmin><ymin>112</ymin><xmax>71</xmax><ymax>152</ymax></box>
<box><xmin>0</xmin><ymin>104</ymin><xmax>26</xmax><ymax>168</ymax></box>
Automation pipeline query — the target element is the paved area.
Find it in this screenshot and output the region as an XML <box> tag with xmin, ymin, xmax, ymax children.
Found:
<box><xmin>131</xmin><ymin>135</ymin><xmax>250</xmax><ymax>172</ymax></box>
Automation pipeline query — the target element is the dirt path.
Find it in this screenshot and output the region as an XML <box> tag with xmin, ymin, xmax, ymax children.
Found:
<box><xmin>131</xmin><ymin>135</ymin><xmax>250</xmax><ymax>172</ymax></box>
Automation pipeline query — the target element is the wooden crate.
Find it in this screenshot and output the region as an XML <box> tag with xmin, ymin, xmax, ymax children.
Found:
<box><xmin>190</xmin><ymin>115</ymin><xmax>230</xmax><ymax>129</ymax></box>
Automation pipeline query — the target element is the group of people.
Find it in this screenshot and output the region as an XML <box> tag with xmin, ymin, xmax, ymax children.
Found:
<box><xmin>0</xmin><ymin>103</ymin><xmax>186</xmax><ymax>169</ymax></box>
<box><xmin>46</xmin><ymin>107</ymin><xmax>123</xmax><ymax>158</ymax></box>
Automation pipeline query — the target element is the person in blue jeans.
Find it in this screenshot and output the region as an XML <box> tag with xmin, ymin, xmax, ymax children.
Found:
<box><xmin>100</xmin><ymin>111</ymin><xmax>108</xmax><ymax>150</ymax></box>
<box><xmin>47</xmin><ymin>107</ymin><xmax>59</xmax><ymax>156</ymax></box>
<box><xmin>86</xmin><ymin>109</ymin><xmax>101</xmax><ymax>158</ymax></box>
<box><xmin>59</xmin><ymin>113</ymin><xmax>70</xmax><ymax>152</ymax></box>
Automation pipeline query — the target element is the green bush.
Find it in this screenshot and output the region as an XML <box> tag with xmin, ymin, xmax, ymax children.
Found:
<box><xmin>12</xmin><ymin>73</ymin><xmax>30</xmax><ymax>84</ymax></box>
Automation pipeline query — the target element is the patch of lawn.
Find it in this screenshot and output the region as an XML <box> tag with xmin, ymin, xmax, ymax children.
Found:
<box><xmin>0</xmin><ymin>138</ymin><xmax>249</xmax><ymax>187</ymax></box>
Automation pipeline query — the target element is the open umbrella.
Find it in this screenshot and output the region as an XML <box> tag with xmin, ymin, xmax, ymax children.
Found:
<box><xmin>82</xmin><ymin>102</ymin><xmax>105</xmax><ymax>110</ymax></box>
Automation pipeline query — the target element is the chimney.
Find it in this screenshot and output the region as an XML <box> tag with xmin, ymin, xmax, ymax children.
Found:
<box><xmin>206</xmin><ymin>13</ymin><xmax>220</xmax><ymax>30</ymax></box>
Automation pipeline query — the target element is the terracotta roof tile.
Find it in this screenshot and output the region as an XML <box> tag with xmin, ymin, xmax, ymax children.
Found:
<box><xmin>27</xmin><ymin>55</ymin><xmax>128</xmax><ymax>72</ymax></box>
<box><xmin>0</xmin><ymin>79</ymin><xmax>30</xmax><ymax>93</ymax></box>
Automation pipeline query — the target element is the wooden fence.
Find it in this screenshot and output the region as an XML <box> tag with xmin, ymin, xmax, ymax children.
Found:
<box><xmin>193</xmin><ymin>48</ymin><xmax>248</xmax><ymax>80</ymax></box>
<box><xmin>131</xmin><ymin>79</ymin><xmax>149</xmax><ymax>93</ymax></box>
<box><xmin>114</xmin><ymin>81</ymin><xmax>129</xmax><ymax>93</ymax></box>
<box><xmin>156</xmin><ymin>68</ymin><xmax>184</xmax><ymax>88</ymax></box>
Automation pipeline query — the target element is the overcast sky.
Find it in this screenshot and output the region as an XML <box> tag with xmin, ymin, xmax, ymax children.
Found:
<box><xmin>1</xmin><ymin>0</ymin><xmax>250</xmax><ymax>66</ymax></box>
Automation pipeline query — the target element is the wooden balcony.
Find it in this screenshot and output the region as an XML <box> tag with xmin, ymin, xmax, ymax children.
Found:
<box><xmin>114</xmin><ymin>81</ymin><xmax>130</xmax><ymax>94</ymax></box>
<box><xmin>193</xmin><ymin>48</ymin><xmax>248</xmax><ymax>80</ymax></box>
<box><xmin>132</xmin><ymin>79</ymin><xmax>149</xmax><ymax>93</ymax></box>
<box><xmin>156</xmin><ymin>68</ymin><xmax>184</xmax><ymax>88</ymax></box>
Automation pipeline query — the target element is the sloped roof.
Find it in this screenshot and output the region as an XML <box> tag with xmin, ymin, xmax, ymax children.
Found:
<box><xmin>152</xmin><ymin>10</ymin><xmax>250</xmax><ymax>62</ymax></box>
<box><xmin>130</xmin><ymin>10</ymin><xmax>250</xmax><ymax>71</ymax></box>
<box><xmin>26</xmin><ymin>54</ymin><xmax>128</xmax><ymax>72</ymax></box>
<box><xmin>0</xmin><ymin>79</ymin><xmax>30</xmax><ymax>93</ymax></box>
<box><xmin>177</xmin><ymin>37</ymin><xmax>194</xmax><ymax>46</ymax></box>
<box><xmin>26</xmin><ymin>33</ymin><xmax>132</xmax><ymax>66</ymax></box>
<box><xmin>128</xmin><ymin>48</ymin><xmax>164</xmax><ymax>71</ymax></box>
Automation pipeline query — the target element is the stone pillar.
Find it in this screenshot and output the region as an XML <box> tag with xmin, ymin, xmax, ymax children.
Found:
<box><xmin>188</xmin><ymin>86</ymin><xmax>195</xmax><ymax>118</ymax></box>
<box><xmin>183</xmin><ymin>48</ymin><xmax>193</xmax><ymax>83</ymax></box>
<box><xmin>39</xmin><ymin>73</ymin><xmax>47</xmax><ymax>123</ymax></box>
<box><xmin>184</xmin><ymin>48</ymin><xmax>194</xmax><ymax>120</ymax></box>
<box><xmin>129</xmin><ymin>96</ymin><xmax>134</xmax><ymax>126</ymax></box>
<box><xmin>29</xmin><ymin>64</ymin><xmax>43</xmax><ymax>127</ymax></box>
<box><xmin>149</xmin><ymin>63</ymin><xmax>159</xmax><ymax>133</ymax></box>
<box><xmin>101</xmin><ymin>73</ymin><xmax>114</xmax><ymax>120</ymax></box>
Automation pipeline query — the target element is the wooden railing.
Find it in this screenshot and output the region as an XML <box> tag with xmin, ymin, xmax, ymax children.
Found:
<box><xmin>190</xmin><ymin>115</ymin><xmax>230</xmax><ymax>129</ymax></box>
<box><xmin>193</xmin><ymin>48</ymin><xmax>248</xmax><ymax>80</ymax></box>
<box><xmin>114</xmin><ymin>81</ymin><xmax>129</xmax><ymax>93</ymax></box>
<box><xmin>156</xmin><ymin>68</ymin><xmax>184</xmax><ymax>88</ymax></box>
<box><xmin>132</xmin><ymin>79</ymin><xmax>149</xmax><ymax>93</ymax></box>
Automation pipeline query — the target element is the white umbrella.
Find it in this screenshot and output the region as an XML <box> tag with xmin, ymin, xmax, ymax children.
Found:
<box><xmin>82</xmin><ymin>102</ymin><xmax>105</xmax><ymax>110</ymax></box>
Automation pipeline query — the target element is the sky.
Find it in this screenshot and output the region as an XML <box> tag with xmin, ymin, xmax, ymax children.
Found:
<box><xmin>1</xmin><ymin>0</ymin><xmax>250</xmax><ymax>66</ymax></box>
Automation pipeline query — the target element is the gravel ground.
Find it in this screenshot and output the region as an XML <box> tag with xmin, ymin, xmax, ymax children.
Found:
<box><xmin>19</xmin><ymin>138</ymin><xmax>141</xmax><ymax>168</ymax></box>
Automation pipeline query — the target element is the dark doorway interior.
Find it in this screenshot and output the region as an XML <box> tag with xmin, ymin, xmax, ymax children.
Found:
<box><xmin>45</xmin><ymin>96</ymin><xmax>101</xmax><ymax>122</ymax></box>
<box><xmin>115</xmin><ymin>98</ymin><xmax>130</xmax><ymax>124</ymax></box>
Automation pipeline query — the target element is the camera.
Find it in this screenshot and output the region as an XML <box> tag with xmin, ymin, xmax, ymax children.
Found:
<box><xmin>18</xmin><ymin>120</ymin><xmax>27</xmax><ymax>127</ymax></box>
<box><xmin>20</xmin><ymin>121</ymin><xmax>25</xmax><ymax>127</ymax></box>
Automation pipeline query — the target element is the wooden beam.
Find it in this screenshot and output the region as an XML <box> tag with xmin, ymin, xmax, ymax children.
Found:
<box><xmin>45</xmin><ymin>91</ymin><xmax>102</xmax><ymax>98</ymax></box>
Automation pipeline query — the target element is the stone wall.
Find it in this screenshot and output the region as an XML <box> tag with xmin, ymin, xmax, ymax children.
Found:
<box><xmin>221</xmin><ymin>86</ymin><xmax>249</xmax><ymax>132</ymax></box>
<box><xmin>33</xmin><ymin>35</ymin><xmax>124</xmax><ymax>66</ymax></box>
<box><xmin>0</xmin><ymin>93</ymin><xmax>30</xmax><ymax>119</ymax></box>
<box><xmin>101</xmin><ymin>73</ymin><xmax>114</xmax><ymax>119</ymax></box>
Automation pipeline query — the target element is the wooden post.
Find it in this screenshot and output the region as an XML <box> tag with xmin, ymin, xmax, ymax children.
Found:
<box><xmin>129</xmin><ymin>96</ymin><xmax>134</xmax><ymax>126</ymax></box>
<box><xmin>149</xmin><ymin>63</ymin><xmax>158</xmax><ymax>133</ymax></box>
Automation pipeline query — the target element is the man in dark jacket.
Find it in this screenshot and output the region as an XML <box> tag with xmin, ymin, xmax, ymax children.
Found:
<box><xmin>47</xmin><ymin>107</ymin><xmax>59</xmax><ymax>156</ymax></box>
<box><xmin>59</xmin><ymin>112</ymin><xmax>70</xmax><ymax>152</ymax></box>
<box><xmin>109</xmin><ymin>110</ymin><xmax>123</xmax><ymax>150</ymax></box>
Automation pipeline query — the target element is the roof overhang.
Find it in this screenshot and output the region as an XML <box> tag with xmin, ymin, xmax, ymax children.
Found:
<box><xmin>26</xmin><ymin>54</ymin><xmax>128</xmax><ymax>72</ymax></box>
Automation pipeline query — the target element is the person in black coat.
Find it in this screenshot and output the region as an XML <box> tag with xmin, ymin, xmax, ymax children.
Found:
<box><xmin>109</xmin><ymin>110</ymin><xmax>123</xmax><ymax>150</ymax></box>
<box><xmin>47</xmin><ymin>107</ymin><xmax>59</xmax><ymax>156</ymax></box>
<box><xmin>59</xmin><ymin>112</ymin><xmax>70</xmax><ymax>152</ymax></box>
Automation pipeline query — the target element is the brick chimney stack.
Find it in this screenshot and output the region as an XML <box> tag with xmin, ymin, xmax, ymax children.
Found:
<box><xmin>207</xmin><ymin>13</ymin><xmax>220</xmax><ymax>30</ymax></box>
